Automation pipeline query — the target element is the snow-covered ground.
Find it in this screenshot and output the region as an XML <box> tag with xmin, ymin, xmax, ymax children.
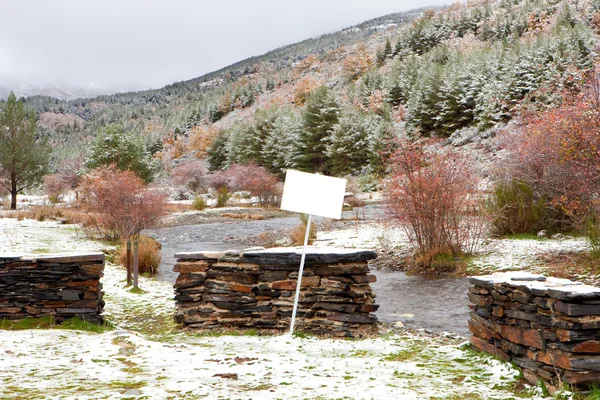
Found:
<box><xmin>318</xmin><ymin>220</ymin><xmax>590</xmax><ymax>277</ymax></box>
<box><xmin>471</xmin><ymin>236</ymin><xmax>589</xmax><ymax>274</ymax></box>
<box><xmin>0</xmin><ymin>218</ymin><xmax>558</xmax><ymax>399</ymax></box>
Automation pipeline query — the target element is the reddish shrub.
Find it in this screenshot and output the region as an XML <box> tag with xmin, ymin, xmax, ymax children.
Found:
<box><xmin>208</xmin><ymin>163</ymin><xmax>281</xmax><ymax>206</ymax></box>
<box><xmin>43</xmin><ymin>174</ymin><xmax>70</xmax><ymax>203</ymax></box>
<box><xmin>78</xmin><ymin>165</ymin><xmax>167</xmax><ymax>240</ymax></box>
<box><xmin>501</xmin><ymin>73</ymin><xmax>600</xmax><ymax>231</ymax></box>
<box><xmin>384</xmin><ymin>140</ymin><xmax>485</xmax><ymax>267</ymax></box>
<box><xmin>170</xmin><ymin>160</ymin><xmax>208</xmax><ymax>192</ymax></box>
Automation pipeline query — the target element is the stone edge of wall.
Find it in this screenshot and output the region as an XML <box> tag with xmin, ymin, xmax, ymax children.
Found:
<box><xmin>468</xmin><ymin>271</ymin><xmax>600</xmax><ymax>392</ymax></box>
<box><xmin>172</xmin><ymin>247</ymin><xmax>379</xmax><ymax>337</ymax></box>
<box><xmin>0</xmin><ymin>252</ymin><xmax>106</xmax><ymax>324</ymax></box>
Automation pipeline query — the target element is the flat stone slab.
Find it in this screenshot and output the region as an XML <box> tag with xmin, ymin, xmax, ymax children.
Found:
<box><xmin>469</xmin><ymin>272</ymin><xmax>600</xmax><ymax>301</ymax></box>
<box><xmin>0</xmin><ymin>253</ymin><xmax>105</xmax><ymax>263</ymax></box>
<box><xmin>176</xmin><ymin>247</ymin><xmax>377</xmax><ymax>265</ymax></box>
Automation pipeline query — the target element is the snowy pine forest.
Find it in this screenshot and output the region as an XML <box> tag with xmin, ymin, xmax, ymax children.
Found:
<box><xmin>9</xmin><ymin>0</ymin><xmax>595</xmax><ymax>181</ymax></box>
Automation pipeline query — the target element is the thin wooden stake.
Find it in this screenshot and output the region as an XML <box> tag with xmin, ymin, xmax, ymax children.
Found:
<box><xmin>126</xmin><ymin>239</ymin><xmax>132</xmax><ymax>286</ymax></box>
<box><xmin>133</xmin><ymin>240</ymin><xmax>139</xmax><ymax>289</ymax></box>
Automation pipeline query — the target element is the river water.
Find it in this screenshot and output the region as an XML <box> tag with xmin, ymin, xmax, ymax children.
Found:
<box><xmin>144</xmin><ymin>215</ymin><xmax>471</xmax><ymax>337</ymax></box>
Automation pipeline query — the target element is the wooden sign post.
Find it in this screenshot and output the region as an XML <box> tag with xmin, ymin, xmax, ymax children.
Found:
<box><xmin>280</xmin><ymin>170</ymin><xmax>346</xmax><ymax>334</ymax></box>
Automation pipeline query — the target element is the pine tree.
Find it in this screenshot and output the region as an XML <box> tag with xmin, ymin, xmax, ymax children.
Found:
<box><xmin>86</xmin><ymin>124</ymin><xmax>157</xmax><ymax>183</ymax></box>
<box><xmin>0</xmin><ymin>93</ymin><xmax>50</xmax><ymax>209</ymax></box>
<box><xmin>262</xmin><ymin>108</ymin><xmax>302</xmax><ymax>175</ymax></box>
<box><xmin>327</xmin><ymin>109</ymin><xmax>371</xmax><ymax>176</ymax></box>
<box><xmin>406</xmin><ymin>64</ymin><xmax>444</xmax><ymax>134</ymax></box>
<box><xmin>207</xmin><ymin>131</ymin><xmax>229</xmax><ymax>171</ymax></box>
<box><xmin>225</xmin><ymin>122</ymin><xmax>257</xmax><ymax>165</ymax></box>
<box><xmin>297</xmin><ymin>86</ymin><xmax>340</xmax><ymax>173</ymax></box>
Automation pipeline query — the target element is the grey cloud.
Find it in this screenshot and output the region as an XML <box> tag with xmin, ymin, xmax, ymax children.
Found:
<box><xmin>0</xmin><ymin>0</ymin><xmax>445</xmax><ymax>92</ymax></box>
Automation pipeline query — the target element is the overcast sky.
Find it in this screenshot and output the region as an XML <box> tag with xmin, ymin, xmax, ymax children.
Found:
<box><xmin>0</xmin><ymin>0</ymin><xmax>445</xmax><ymax>92</ymax></box>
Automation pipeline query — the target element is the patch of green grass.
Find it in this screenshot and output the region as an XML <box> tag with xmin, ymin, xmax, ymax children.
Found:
<box><xmin>129</xmin><ymin>286</ymin><xmax>147</xmax><ymax>294</ymax></box>
<box><xmin>122</xmin><ymin>366</ymin><xmax>144</xmax><ymax>374</ymax></box>
<box><xmin>108</xmin><ymin>380</ymin><xmax>147</xmax><ymax>390</ymax></box>
<box><xmin>0</xmin><ymin>316</ymin><xmax>113</xmax><ymax>333</ymax></box>
<box><xmin>0</xmin><ymin>316</ymin><xmax>55</xmax><ymax>330</ymax></box>
<box><xmin>393</xmin><ymin>370</ymin><xmax>415</xmax><ymax>379</ymax></box>
<box><xmin>575</xmin><ymin>384</ymin><xmax>600</xmax><ymax>399</ymax></box>
<box><xmin>382</xmin><ymin>340</ymin><xmax>430</xmax><ymax>362</ymax></box>
<box><xmin>61</xmin><ymin>317</ymin><xmax>114</xmax><ymax>333</ymax></box>
<box><xmin>292</xmin><ymin>330</ymin><xmax>312</xmax><ymax>339</ymax></box>
<box><xmin>240</xmin><ymin>383</ymin><xmax>273</xmax><ymax>391</ymax></box>
<box><xmin>349</xmin><ymin>349</ymin><xmax>370</xmax><ymax>357</ymax></box>
<box><xmin>189</xmin><ymin>328</ymin><xmax>263</xmax><ymax>338</ymax></box>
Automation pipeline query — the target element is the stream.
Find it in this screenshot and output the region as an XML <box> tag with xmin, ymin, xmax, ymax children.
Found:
<box><xmin>144</xmin><ymin>215</ymin><xmax>471</xmax><ymax>337</ymax></box>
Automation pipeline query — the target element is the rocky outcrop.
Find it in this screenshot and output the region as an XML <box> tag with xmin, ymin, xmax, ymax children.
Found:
<box><xmin>0</xmin><ymin>253</ymin><xmax>105</xmax><ymax>323</ymax></box>
<box><xmin>173</xmin><ymin>247</ymin><xmax>379</xmax><ymax>337</ymax></box>
<box><xmin>468</xmin><ymin>272</ymin><xmax>600</xmax><ymax>390</ymax></box>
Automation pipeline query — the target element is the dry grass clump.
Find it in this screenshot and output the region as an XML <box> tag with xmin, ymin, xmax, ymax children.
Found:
<box><xmin>3</xmin><ymin>205</ymin><xmax>89</xmax><ymax>224</ymax></box>
<box><xmin>165</xmin><ymin>203</ymin><xmax>194</xmax><ymax>213</ymax></box>
<box><xmin>117</xmin><ymin>235</ymin><xmax>162</xmax><ymax>275</ymax></box>
<box><xmin>221</xmin><ymin>213</ymin><xmax>265</xmax><ymax>220</ymax></box>
<box><xmin>290</xmin><ymin>215</ymin><xmax>318</xmax><ymax>246</ymax></box>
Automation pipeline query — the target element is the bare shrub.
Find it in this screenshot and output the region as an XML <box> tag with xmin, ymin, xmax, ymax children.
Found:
<box><xmin>78</xmin><ymin>165</ymin><xmax>167</xmax><ymax>240</ymax></box>
<box><xmin>43</xmin><ymin>174</ymin><xmax>70</xmax><ymax>203</ymax></box>
<box><xmin>170</xmin><ymin>160</ymin><xmax>208</xmax><ymax>193</ymax></box>
<box><xmin>209</xmin><ymin>163</ymin><xmax>281</xmax><ymax>206</ymax></box>
<box><xmin>117</xmin><ymin>235</ymin><xmax>161</xmax><ymax>274</ymax></box>
<box><xmin>384</xmin><ymin>140</ymin><xmax>486</xmax><ymax>268</ymax></box>
<box><xmin>498</xmin><ymin>73</ymin><xmax>600</xmax><ymax>236</ymax></box>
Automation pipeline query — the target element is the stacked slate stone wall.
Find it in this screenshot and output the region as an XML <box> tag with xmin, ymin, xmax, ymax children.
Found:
<box><xmin>173</xmin><ymin>247</ymin><xmax>378</xmax><ymax>337</ymax></box>
<box><xmin>469</xmin><ymin>272</ymin><xmax>600</xmax><ymax>391</ymax></box>
<box><xmin>0</xmin><ymin>253</ymin><xmax>105</xmax><ymax>323</ymax></box>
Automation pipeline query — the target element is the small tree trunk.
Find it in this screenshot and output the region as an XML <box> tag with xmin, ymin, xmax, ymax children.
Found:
<box><xmin>10</xmin><ymin>179</ymin><xmax>17</xmax><ymax>210</ymax></box>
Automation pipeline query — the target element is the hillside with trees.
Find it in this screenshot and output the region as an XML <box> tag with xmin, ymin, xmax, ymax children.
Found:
<box><xmin>2</xmin><ymin>0</ymin><xmax>598</xmax><ymax>186</ymax></box>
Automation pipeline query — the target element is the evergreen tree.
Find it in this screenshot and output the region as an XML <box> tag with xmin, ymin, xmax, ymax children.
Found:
<box><xmin>207</xmin><ymin>131</ymin><xmax>229</xmax><ymax>171</ymax></box>
<box><xmin>86</xmin><ymin>124</ymin><xmax>156</xmax><ymax>183</ymax></box>
<box><xmin>262</xmin><ymin>108</ymin><xmax>302</xmax><ymax>175</ymax></box>
<box><xmin>328</xmin><ymin>109</ymin><xmax>371</xmax><ymax>176</ymax></box>
<box><xmin>225</xmin><ymin>122</ymin><xmax>257</xmax><ymax>165</ymax></box>
<box><xmin>0</xmin><ymin>92</ymin><xmax>50</xmax><ymax>209</ymax></box>
<box><xmin>383</xmin><ymin>38</ymin><xmax>393</xmax><ymax>59</ymax></box>
<box><xmin>297</xmin><ymin>86</ymin><xmax>340</xmax><ymax>173</ymax></box>
<box><xmin>406</xmin><ymin>64</ymin><xmax>444</xmax><ymax>134</ymax></box>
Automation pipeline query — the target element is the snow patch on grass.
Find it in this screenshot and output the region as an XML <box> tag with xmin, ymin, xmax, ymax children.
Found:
<box><xmin>0</xmin><ymin>218</ymin><xmax>550</xmax><ymax>399</ymax></box>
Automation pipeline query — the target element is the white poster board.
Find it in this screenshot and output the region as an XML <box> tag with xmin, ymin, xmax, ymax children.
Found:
<box><xmin>280</xmin><ymin>170</ymin><xmax>347</xmax><ymax>334</ymax></box>
<box><xmin>280</xmin><ymin>170</ymin><xmax>347</xmax><ymax>219</ymax></box>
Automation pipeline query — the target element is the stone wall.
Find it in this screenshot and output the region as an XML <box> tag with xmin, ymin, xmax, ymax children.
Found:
<box><xmin>0</xmin><ymin>253</ymin><xmax>105</xmax><ymax>323</ymax></box>
<box><xmin>173</xmin><ymin>247</ymin><xmax>379</xmax><ymax>337</ymax></box>
<box><xmin>469</xmin><ymin>272</ymin><xmax>600</xmax><ymax>390</ymax></box>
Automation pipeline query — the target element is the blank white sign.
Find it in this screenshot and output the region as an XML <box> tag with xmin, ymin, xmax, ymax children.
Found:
<box><xmin>280</xmin><ymin>170</ymin><xmax>347</xmax><ymax>219</ymax></box>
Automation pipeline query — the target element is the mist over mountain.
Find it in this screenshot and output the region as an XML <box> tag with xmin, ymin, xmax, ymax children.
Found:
<box><xmin>0</xmin><ymin>77</ymin><xmax>112</xmax><ymax>101</ymax></box>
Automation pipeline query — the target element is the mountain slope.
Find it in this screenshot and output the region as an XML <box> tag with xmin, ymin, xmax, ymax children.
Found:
<box><xmin>6</xmin><ymin>1</ymin><xmax>598</xmax><ymax>178</ymax></box>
